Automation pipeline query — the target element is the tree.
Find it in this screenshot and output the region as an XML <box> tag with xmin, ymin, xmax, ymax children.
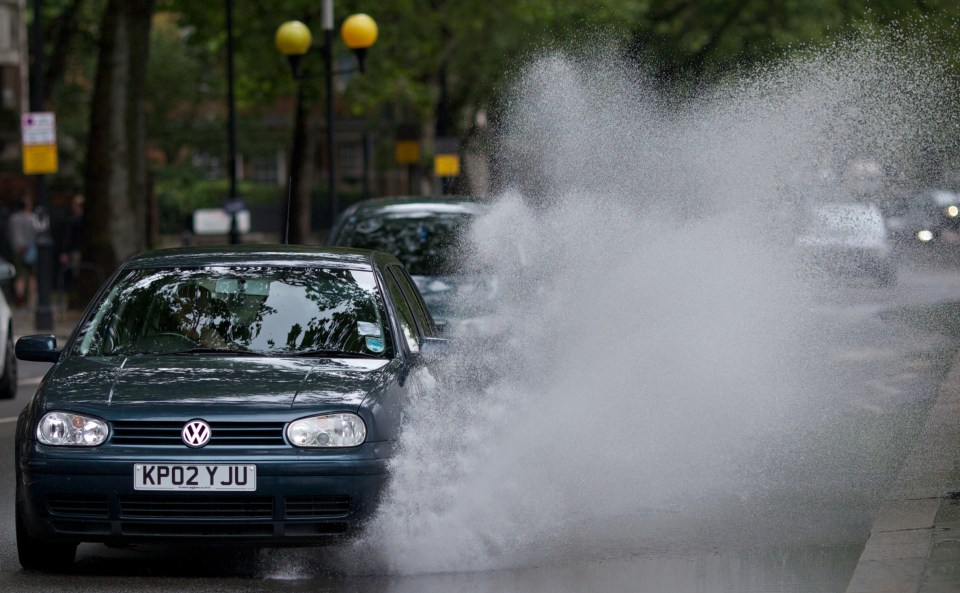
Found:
<box><xmin>80</xmin><ymin>0</ymin><xmax>155</xmax><ymax>299</ymax></box>
<box><xmin>631</xmin><ymin>0</ymin><xmax>960</xmax><ymax>85</ymax></box>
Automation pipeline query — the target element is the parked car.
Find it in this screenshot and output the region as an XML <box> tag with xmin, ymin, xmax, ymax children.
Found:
<box><xmin>328</xmin><ymin>197</ymin><xmax>502</xmax><ymax>337</ymax></box>
<box><xmin>14</xmin><ymin>245</ymin><xmax>444</xmax><ymax>571</ymax></box>
<box><xmin>795</xmin><ymin>202</ymin><xmax>896</xmax><ymax>286</ymax></box>
<box><xmin>0</xmin><ymin>258</ymin><xmax>17</xmax><ymax>400</ymax></box>
<box><xmin>884</xmin><ymin>189</ymin><xmax>960</xmax><ymax>246</ymax></box>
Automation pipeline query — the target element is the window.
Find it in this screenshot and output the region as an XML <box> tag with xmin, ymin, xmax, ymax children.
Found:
<box><xmin>390</xmin><ymin>266</ymin><xmax>433</xmax><ymax>337</ymax></box>
<box><xmin>339</xmin><ymin>142</ymin><xmax>363</xmax><ymax>176</ymax></box>
<box><xmin>76</xmin><ymin>267</ymin><xmax>389</xmax><ymax>358</ymax></box>
<box><xmin>383</xmin><ymin>270</ymin><xmax>420</xmax><ymax>353</ymax></box>
<box><xmin>250</xmin><ymin>153</ymin><xmax>281</xmax><ymax>184</ymax></box>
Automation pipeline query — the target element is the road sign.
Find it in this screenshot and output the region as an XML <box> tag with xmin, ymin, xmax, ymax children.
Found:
<box><xmin>21</xmin><ymin>112</ymin><xmax>58</xmax><ymax>175</ymax></box>
<box><xmin>193</xmin><ymin>208</ymin><xmax>251</xmax><ymax>235</ymax></box>
<box><xmin>395</xmin><ymin>140</ymin><xmax>421</xmax><ymax>165</ymax></box>
<box><xmin>434</xmin><ymin>154</ymin><xmax>460</xmax><ymax>177</ymax></box>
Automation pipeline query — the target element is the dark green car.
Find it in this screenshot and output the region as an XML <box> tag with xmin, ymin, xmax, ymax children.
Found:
<box><xmin>14</xmin><ymin>245</ymin><xmax>442</xmax><ymax>571</ymax></box>
<box><xmin>328</xmin><ymin>197</ymin><xmax>503</xmax><ymax>337</ymax></box>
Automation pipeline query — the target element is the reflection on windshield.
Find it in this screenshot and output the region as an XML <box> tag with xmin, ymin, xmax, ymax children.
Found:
<box><xmin>339</xmin><ymin>214</ymin><xmax>473</xmax><ymax>275</ymax></box>
<box><xmin>75</xmin><ymin>267</ymin><xmax>389</xmax><ymax>358</ymax></box>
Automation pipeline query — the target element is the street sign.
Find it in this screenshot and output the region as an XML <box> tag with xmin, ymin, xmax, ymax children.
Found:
<box><xmin>434</xmin><ymin>154</ymin><xmax>460</xmax><ymax>177</ymax></box>
<box><xmin>21</xmin><ymin>112</ymin><xmax>58</xmax><ymax>175</ymax></box>
<box><xmin>395</xmin><ymin>140</ymin><xmax>421</xmax><ymax>165</ymax></box>
<box><xmin>193</xmin><ymin>208</ymin><xmax>251</xmax><ymax>235</ymax></box>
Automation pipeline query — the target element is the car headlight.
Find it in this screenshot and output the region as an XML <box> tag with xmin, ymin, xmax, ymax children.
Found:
<box><xmin>946</xmin><ymin>205</ymin><xmax>959</xmax><ymax>218</ymax></box>
<box><xmin>37</xmin><ymin>411</ymin><xmax>109</xmax><ymax>446</ymax></box>
<box><xmin>286</xmin><ymin>413</ymin><xmax>366</xmax><ymax>447</ymax></box>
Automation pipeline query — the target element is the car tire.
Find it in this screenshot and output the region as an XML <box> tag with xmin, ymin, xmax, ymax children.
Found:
<box><xmin>16</xmin><ymin>499</ymin><xmax>77</xmax><ymax>572</ymax></box>
<box><xmin>0</xmin><ymin>325</ymin><xmax>17</xmax><ymax>399</ymax></box>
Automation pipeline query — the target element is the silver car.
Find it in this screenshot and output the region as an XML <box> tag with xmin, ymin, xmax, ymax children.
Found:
<box><xmin>795</xmin><ymin>202</ymin><xmax>896</xmax><ymax>286</ymax></box>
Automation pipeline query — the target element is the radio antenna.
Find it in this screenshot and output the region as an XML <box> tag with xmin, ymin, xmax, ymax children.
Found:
<box><xmin>284</xmin><ymin>176</ymin><xmax>292</xmax><ymax>245</ymax></box>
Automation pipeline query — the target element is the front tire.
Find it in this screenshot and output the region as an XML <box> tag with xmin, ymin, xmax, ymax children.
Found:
<box><xmin>16</xmin><ymin>498</ymin><xmax>77</xmax><ymax>571</ymax></box>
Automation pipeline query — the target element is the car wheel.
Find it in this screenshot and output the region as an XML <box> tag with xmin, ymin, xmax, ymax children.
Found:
<box><xmin>16</xmin><ymin>499</ymin><xmax>76</xmax><ymax>571</ymax></box>
<box><xmin>0</xmin><ymin>325</ymin><xmax>17</xmax><ymax>399</ymax></box>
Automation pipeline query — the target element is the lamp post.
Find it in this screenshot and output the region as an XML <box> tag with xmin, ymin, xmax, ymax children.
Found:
<box><xmin>29</xmin><ymin>0</ymin><xmax>53</xmax><ymax>331</ymax></box>
<box><xmin>225</xmin><ymin>0</ymin><xmax>242</xmax><ymax>244</ymax></box>
<box><xmin>275</xmin><ymin>5</ymin><xmax>377</xmax><ymax>233</ymax></box>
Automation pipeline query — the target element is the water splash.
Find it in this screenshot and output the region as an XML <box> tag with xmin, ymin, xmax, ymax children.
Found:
<box><xmin>345</xmin><ymin>32</ymin><xmax>957</xmax><ymax>575</ymax></box>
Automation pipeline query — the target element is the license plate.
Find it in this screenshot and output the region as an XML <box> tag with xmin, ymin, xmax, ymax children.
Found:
<box><xmin>134</xmin><ymin>464</ymin><xmax>256</xmax><ymax>491</ymax></box>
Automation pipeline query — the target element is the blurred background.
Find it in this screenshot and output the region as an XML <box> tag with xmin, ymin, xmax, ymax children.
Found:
<box><xmin>0</xmin><ymin>0</ymin><xmax>959</xmax><ymax>312</ymax></box>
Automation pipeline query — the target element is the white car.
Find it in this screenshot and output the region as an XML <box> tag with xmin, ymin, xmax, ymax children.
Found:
<box><xmin>0</xmin><ymin>259</ymin><xmax>17</xmax><ymax>399</ymax></box>
<box><xmin>795</xmin><ymin>202</ymin><xmax>896</xmax><ymax>286</ymax></box>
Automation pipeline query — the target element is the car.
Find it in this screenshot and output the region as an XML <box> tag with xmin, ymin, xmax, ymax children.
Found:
<box><xmin>884</xmin><ymin>189</ymin><xmax>960</xmax><ymax>246</ymax></box>
<box><xmin>795</xmin><ymin>202</ymin><xmax>896</xmax><ymax>286</ymax></box>
<box><xmin>328</xmin><ymin>197</ymin><xmax>502</xmax><ymax>337</ymax></box>
<box><xmin>14</xmin><ymin>245</ymin><xmax>444</xmax><ymax>571</ymax></box>
<box><xmin>0</xmin><ymin>258</ymin><xmax>17</xmax><ymax>400</ymax></box>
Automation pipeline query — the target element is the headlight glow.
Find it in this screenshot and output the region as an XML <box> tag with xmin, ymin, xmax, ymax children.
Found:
<box><xmin>917</xmin><ymin>229</ymin><xmax>935</xmax><ymax>242</ymax></box>
<box><xmin>37</xmin><ymin>411</ymin><xmax>109</xmax><ymax>446</ymax></box>
<box><xmin>286</xmin><ymin>413</ymin><xmax>366</xmax><ymax>447</ymax></box>
<box><xmin>947</xmin><ymin>205</ymin><xmax>959</xmax><ymax>218</ymax></box>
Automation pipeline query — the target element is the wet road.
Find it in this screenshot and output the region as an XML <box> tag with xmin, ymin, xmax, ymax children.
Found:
<box><xmin>0</xmin><ymin>259</ymin><xmax>959</xmax><ymax>592</ymax></box>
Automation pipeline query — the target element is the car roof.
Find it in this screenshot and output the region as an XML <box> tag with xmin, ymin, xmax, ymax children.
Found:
<box><xmin>343</xmin><ymin>195</ymin><xmax>486</xmax><ymax>218</ymax></box>
<box><xmin>120</xmin><ymin>244</ymin><xmax>396</xmax><ymax>271</ymax></box>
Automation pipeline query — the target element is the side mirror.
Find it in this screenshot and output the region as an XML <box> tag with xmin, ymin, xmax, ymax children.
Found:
<box><xmin>16</xmin><ymin>334</ymin><xmax>59</xmax><ymax>363</ymax></box>
<box><xmin>417</xmin><ymin>337</ymin><xmax>450</xmax><ymax>363</ymax></box>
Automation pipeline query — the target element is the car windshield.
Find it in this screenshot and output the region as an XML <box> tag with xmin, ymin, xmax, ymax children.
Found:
<box><xmin>337</xmin><ymin>207</ymin><xmax>478</xmax><ymax>275</ymax></box>
<box><xmin>74</xmin><ymin>266</ymin><xmax>389</xmax><ymax>358</ymax></box>
<box><xmin>806</xmin><ymin>204</ymin><xmax>885</xmax><ymax>238</ymax></box>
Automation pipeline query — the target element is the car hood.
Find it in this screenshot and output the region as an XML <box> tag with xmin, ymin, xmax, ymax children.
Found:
<box><xmin>39</xmin><ymin>355</ymin><xmax>393</xmax><ymax>410</ymax></box>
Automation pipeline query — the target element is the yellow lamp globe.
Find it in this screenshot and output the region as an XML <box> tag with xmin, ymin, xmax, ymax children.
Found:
<box><xmin>275</xmin><ymin>21</ymin><xmax>313</xmax><ymax>56</ymax></box>
<box><xmin>341</xmin><ymin>14</ymin><xmax>378</xmax><ymax>50</ymax></box>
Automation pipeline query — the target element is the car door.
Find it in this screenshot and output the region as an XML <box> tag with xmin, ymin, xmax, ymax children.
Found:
<box><xmin>388</xmin><ymin>265</ymin><xmax>435</xmax><ymax>338</ymax></box>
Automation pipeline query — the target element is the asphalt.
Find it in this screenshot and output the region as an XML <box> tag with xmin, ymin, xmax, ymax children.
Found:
<box><xmin>9</xmin><ymin>305</ymin><xmax>960</xmax><ymax>591</ymax></box>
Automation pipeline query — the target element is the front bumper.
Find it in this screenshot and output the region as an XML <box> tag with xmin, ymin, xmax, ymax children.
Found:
<box><xmin>18</xmin><ymin>442</ymin><xmax>392</xmax><ymax>545</ymax></box>
<box><xmin>799</xmin><ymin>247</ymin><xmax>893</xmax><ymax>278</ymax></box>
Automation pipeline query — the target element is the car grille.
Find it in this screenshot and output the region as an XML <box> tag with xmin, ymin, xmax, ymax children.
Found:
<box><xmin>284</xmin><ymin>496</ymin><xmax>352</xmax><ymax>518</ymax></box>
<box><xmin>120</xmin><ymin>523</ymin><xmax>275</xmax><ymax>537</ymax></box>
<box><xmin>119</xmin><ymin>494</ymin><xmax>274</xmax><ymax>519</ymax></box>
<box><xmin>46</xmin><ymin>494</ymin><xmax>110</xmax><ymax>518</ymax></box>
<box><xmin>46</xmin><ymin>494</ymin><xmax>358</xmax><ymax>540</ymax></box>
<box><xmin>110</xmin><ymin>420</ymin><xmax>287</xmax><ymax>447</ymax></box>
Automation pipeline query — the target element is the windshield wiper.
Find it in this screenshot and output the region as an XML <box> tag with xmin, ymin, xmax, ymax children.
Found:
<box><xmin>288</xmin><ymin>349</ymin><xmax>380</xmax><ymax>359</ymax></box>
<box><xmin>163</xmin><ymin>347</ymin><xmax>269</xmax><ymax>357</ymax></box>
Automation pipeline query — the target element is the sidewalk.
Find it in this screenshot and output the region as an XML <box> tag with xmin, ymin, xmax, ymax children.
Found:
<box><xmin>11</xmin><ymin>306</ymin><xmax>81</xmax><ymax>344</ymax></box>
<box><xmin>845</xmin><ymin>350</ymin><xmax>960</xmax><ymax>593</ymax></box>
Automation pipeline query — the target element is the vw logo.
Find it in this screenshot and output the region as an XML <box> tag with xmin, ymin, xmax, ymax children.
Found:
<box><xmin>181</xmin><ymin>420</ymin><xmax>211</xmax><ymax>448</ymax></box>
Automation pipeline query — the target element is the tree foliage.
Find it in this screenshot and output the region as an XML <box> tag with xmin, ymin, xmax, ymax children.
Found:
<box><xmin>33</xmin><ymin>0</ymin><xmax>960</xmax><ymax>278</ymax></box>
<box><xmin>632</xmin><ymin>0</ymin><xmax>960</xmax><ymax>84</ymax></box>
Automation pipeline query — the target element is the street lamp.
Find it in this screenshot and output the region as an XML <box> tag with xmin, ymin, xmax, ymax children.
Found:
<box><xmin>275</xmin><ymin>4</ymin><xmax>377</xmax><ymax>235</ymax></box>
<box><xmin>340</xmin><ymin>13</ymin><xmax>378</xmax><ymax>73</ymax></box>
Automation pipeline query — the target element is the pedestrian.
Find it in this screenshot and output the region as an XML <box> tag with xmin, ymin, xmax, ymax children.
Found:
<box><xmin>8</xmin><ymin>195</ymin><xmax>38</xmax><ymax>308</ymax></box>
<box><xmin>58</xmin><ymin>194</ymin><xmax>84</xmax><ymax>295</ymax></box>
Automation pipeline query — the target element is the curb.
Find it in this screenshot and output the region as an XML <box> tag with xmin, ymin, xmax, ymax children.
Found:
<box><xmin>845</xmin><ymin>350</ymin><xmax>960</xmax><ymax>593</ymax></box>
